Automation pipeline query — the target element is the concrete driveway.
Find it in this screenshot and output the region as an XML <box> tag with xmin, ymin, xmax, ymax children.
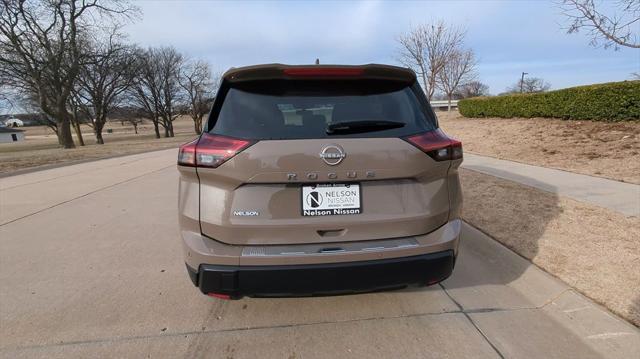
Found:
<box><xmin>1</xmin><ymin>149</ymin><xmax>638</xmax><ymax>358</ymax></box>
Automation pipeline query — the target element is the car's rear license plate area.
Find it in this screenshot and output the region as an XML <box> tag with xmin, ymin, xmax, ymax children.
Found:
<box><xmin>301</xmin><ymin>183</ymin><xmax>361</xmax><ymax>216</ymax></box>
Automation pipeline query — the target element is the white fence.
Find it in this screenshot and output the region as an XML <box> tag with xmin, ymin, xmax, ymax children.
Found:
<box><xmin>430</xmin><ymin>100</ymin><xmax>459</xmax><ymax>110</ymax></box>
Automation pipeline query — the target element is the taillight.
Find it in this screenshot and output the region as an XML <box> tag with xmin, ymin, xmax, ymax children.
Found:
<box><xmin>283</xmin><ymin>67</ymin><xmax>364</xmax><ymax>77</ymax></box>
<box><xmin>177</xmin><ymin>138</ymin><xmax>198</xmax><ymax>166</ymax></box>
<box><xmin>177</xmin><ymin>133</ymin><xmax>253</xmax><ymax>168</ymax></box>
<box><xmin>404</xmin><ymin>129</ymin><xmax>463</xmax><ymax>161</ymax></box>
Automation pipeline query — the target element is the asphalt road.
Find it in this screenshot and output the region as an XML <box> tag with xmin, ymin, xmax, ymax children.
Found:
<box><xmin>1</xmin><ymin>149</ymin><xmax>638</xmax><ymax>358</ymax></box>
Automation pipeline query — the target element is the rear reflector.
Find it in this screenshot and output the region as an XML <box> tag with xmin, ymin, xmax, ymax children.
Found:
<box><xmin>404</xmin><ymin>129</ymin><xmax>463</xmax><ymax>161</ymax></box>
<box><xmin>207</xmin><ymin>293</ymin><xmax>231</xmax><ymax>300</ymax></box>
<box><xmin>283</xmin><ymin>67</ymin><xmax>364</xmax><ymax>77</ymax></box>
<box><xmin>178</xmin><ymin>133</ymin><xmax>254</xmax><ymax>168</ymax></box>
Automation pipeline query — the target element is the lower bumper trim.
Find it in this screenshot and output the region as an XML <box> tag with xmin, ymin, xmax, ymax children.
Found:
<box><xmin>187</xmin><ymin>250</ymin><xmax>455</xmax><ymax>298</ymax></box>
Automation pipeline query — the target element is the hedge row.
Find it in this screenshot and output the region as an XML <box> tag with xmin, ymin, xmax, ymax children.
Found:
<box><xmin>458</xmin><ymin>81</ymin><xmax>640</xmax><ymax>121</ymax></box>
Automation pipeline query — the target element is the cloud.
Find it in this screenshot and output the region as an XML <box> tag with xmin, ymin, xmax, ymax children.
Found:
<box><xmin>5</xmin><ymin>0</ymin><xmax>636</xmax><ymax>114</ymax></box>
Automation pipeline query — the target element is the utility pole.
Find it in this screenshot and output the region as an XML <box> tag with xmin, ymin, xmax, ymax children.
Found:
<box><xmin>520</xmin><ymin>72</ymin><xmax>528</xmax><ymax>93</ymax></box>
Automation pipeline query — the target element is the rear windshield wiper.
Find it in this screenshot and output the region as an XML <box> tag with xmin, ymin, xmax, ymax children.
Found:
<box><xmin>326</xmin><ymin>120</ymin><xmax>405</xmax><ymax>135</ymax></box>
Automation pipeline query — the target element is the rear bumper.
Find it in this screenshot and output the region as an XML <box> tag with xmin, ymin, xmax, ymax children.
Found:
<box><xmin>187</xmin><ymin>250</ymin><xmax>455</xmax><ymax>298</ymax></box>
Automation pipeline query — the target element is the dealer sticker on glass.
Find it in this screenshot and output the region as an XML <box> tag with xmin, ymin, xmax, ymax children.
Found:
<box><xmin>301</xmin><ymin>183</ymin><xmax>361</xmax><ymax>216</ymax></box>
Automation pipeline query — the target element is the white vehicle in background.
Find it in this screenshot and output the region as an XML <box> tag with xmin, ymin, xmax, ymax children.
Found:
<box><xmin>4</xmin><ymin>118</ymin><xmax>24</xmax><ymax>127</ymax></box>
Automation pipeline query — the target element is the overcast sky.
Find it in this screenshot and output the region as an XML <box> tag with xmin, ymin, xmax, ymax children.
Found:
<box><xmin>124</xmin><ymin>0</ymin><xmax>639</xmax><ymax>94</ymax></box>
<box><xmin>2</xmin><ymin>0</ymin><xmax>639</xmax><ymax>115</ymax></box>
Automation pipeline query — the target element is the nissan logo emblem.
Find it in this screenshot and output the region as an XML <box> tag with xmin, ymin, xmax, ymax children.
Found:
<box><xmin>319</xmin><ymin>144</ymin><xmax>346</xmax><ymax>166</ymax></box>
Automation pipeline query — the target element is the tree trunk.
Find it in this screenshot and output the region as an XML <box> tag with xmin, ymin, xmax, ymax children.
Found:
<box><xmin>447</xmin><ymin>94</ymin><xmax>452</xmax><ymax>112</ymax></box>
<box><xmin>95</xmin><ymin>131</ymin><xmax>104</xmax><ymax>144</ymax></box>
<box><xmin>54</xmin><ymin>104</ymin><xmax>76</xmax><ymax>149</ymax></box>
<box><xmin>419</xmin><ymin>66</ymin><xmax>429</xmax><ymax>99</ymax></box>
<box><xmin>95</xmin><ymin>114</ymin><xmax>108</xmax><ymax>144</ymax></box>
<box><xmin>57</xmin><ymin>118</ymin><xmax>76</xmax><ymax>149</ymax></box>
<box><xmin>72</xmin><ymin>120</ymin><xmax>85</xmax><ymax>146</ymax></box>
<box><xmin>57</xmin><ymin>130</ymin><xmax>64</xmax><ymax>146</ymax></box>
<box><xmin>46</xmin><ymin>107</ymin><xmax>74</xmax><ymax>148</ymax></box>
<box><xmin>152</xmin><ymin>117</ymin><xmax>160</xmax><ymax>139</ymax></box>
<box><xmin>133</xmin><ymin>123</ymin><xmax>138</xmax><ymax>134</ymax></box>
<box><xmin>194</xmin><ymin>117</ymin><xmax>202</xmax><ymax>134</ymax></box>
<box><xmin>169</xmin><ymin>121</ymin><xmax>175</xmax><ymax>137</ymax></box>
<box><xmin>160</xmin><ymin>116</ymin><xmax>170</xmax><ymax>137</ymax></box>
<box><xmin>427</xmin><ymin>76</ymin><xmax>437</xmax><ymax>101</ymax></box>
<box><xmin>69</xmin><ymin>106</ymin><xmax>85</xmax><ymax>146</ymax></box>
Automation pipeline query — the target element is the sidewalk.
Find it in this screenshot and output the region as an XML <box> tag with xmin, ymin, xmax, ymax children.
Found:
<box><xmin>462</xmin><ymin>153</ymin><xmax>640</xmax><ymax>217</ymax></box>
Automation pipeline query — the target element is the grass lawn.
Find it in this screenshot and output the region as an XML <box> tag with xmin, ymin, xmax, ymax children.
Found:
<box><xmin>0</xmin><ymin>116</ymin><xmax>198</xmax><ymax>175</ymax></box>
<box><xmin>461</xmin><ymin>169</ymin><xmax>640</xmax><ymax>326</ymax></box>
<box><xmin>439</xmin><ymin>111</ymin><xmax>640</xmax><ymax>184</ymax></box>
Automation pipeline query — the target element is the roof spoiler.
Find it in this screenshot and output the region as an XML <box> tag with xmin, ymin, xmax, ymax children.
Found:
<box><xmin>222</xmin><ymin>64</ymin><xmax>416</xmax><ymax>84</ymax></box>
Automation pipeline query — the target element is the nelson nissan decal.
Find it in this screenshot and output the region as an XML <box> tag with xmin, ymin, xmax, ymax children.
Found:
<box><xmin>301</xmin><ymin>183</ymin><xmax>361</xmax><ymax>216</ymax></box>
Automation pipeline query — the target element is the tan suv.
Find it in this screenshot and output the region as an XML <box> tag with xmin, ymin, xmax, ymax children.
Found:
<box><xmin>177</xmin><ymin>64</ymin><xmax>463</xmax><ymax>299</ymax></box>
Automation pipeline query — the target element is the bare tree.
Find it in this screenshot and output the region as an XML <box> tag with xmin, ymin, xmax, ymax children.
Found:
<box><xmin>437</xmin><ymin>49</ymin><xmax>477</xmax><ymax>111</ymax></box>
<box><xmin>457</xmin><ymin>81</ymin><xmax>490</xmax><ymax>98</ymax></box>
<box><xmin>397</xmin><ymin>21</ymin><xmax>465</xmax><ymax>100</ymax></box>
<box><xmin>130</xmin><ymin>46</ymin><xmax>183</xmax><ymax>138</ymax></box>
<box><xmin>0</xmin><ymin>0</ymin><xmax>137</xmax><ymax>148</ymax></box>
<box><xmin>130</xmin><ymin>48</ymin><xmax>161</xmax><ymax>138</ymax></box>
<box><xmin>124</xmin><ymin>116</ymin><xmax>143</xmax><ymax>134</ymax></box>
<box><xmin>74</xmin><ymin>31</ymin><xmax>138</xmax><ymax>144</ymax></box>
<box><xmin>110</xmin><ymin>105</ymin><xmax>143</xmax><ymax>133</ymax></box>
<box><xmin>158</xmin><ymin>47</ymin><xmax>184</xmax><ymax>137</ymax></box>
<box><xmin>559</xmin><ymin>0</ymin><xmax>640</xmax><ymax>49</ymax></box>
<box><xmin>180</xmin><ymin>59</ymin><xmax>212</xmax><ymax>134</ymax></box>
<box><xmin>506</xmin><ymin>77</ymin><xmax>551</xmax><ymax>94</ymax></box>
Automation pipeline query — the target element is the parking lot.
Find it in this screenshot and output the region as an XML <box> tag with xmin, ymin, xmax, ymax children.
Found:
<box><xmin>1</xmin><ymin>149</ymin><xmax>638</xmax><ymax>358</ymax></box>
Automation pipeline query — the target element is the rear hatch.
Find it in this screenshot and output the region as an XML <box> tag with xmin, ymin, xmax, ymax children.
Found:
<box><xmin>181</xmin><ymin>65</ymin><xmax>461</xmax><ymax>246</ymax></box>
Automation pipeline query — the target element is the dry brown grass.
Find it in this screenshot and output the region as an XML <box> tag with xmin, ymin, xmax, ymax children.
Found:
<box><xmin>0</xmin><ymin>117</ymin><xmax>198</xmax><ymax>174</ymax></box>
<box><xmin>439</xmin><ymin>111</ymin><xmax>640</xmax><ymax>184</ymax></box>
<box><xmin>461</xmin><ymin>168</ymin><xmax>640</xmax><ymax>326</ymax></box>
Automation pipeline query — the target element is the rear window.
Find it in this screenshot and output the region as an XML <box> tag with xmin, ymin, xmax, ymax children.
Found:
<box><xmin>208</xmin><ymin>80</ymin><xmax>437</xmax><ymax>140</ymax></box>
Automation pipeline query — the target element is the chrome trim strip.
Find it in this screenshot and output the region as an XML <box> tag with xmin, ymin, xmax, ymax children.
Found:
<box><xmin>241</xmin><ymin>237</ymin><xmax>419</xmax><ymax>257</ymax></box>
